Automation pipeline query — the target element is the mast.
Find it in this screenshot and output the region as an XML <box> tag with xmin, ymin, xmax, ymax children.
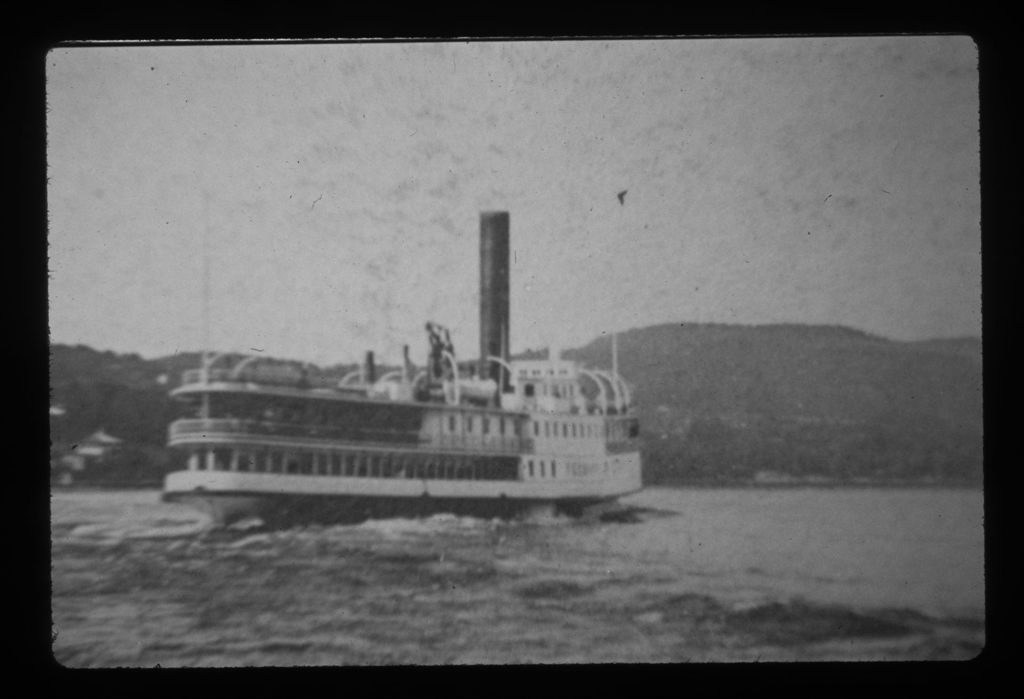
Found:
<box><xmin>612</xmin><ymin>331</ymin><xmax>619</xmax><ymax>379</ymax></box>
<box><xmin>499</xmin><ymin>321</ymin><xmax>508</xmax><ymax>395</ymax></box>
<box><xmin>612</xmin><ymin>331</ymin><xmax>623</xmax><ymax>413</ymax></box>
<box><xmin>200</xmin><ymin>190</ymin><xmax>211</xmax><ymax>418</ymax></box>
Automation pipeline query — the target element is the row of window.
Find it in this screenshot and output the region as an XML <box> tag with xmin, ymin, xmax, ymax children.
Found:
<box><xmin>177</xmin><ymin>418</ymin><xmax>420</xmax><ymax>446</ymax></box>
<box><xmin>199</xmin><ymin>394</ymin><xmax>422</xmax><ymax>432</ymax></box>
<box><xmin>518</xmin><ymin>368</ymin><xmax>571</xmax><ymax>377</ymax></box>
<box><xmin>526</xmin><ymin>459</ymin><xmax>557</xmax><ymax>479</ymax></box>
<box><xmin>532</xmin><ymin>418</ymin><xmax>603</xmax><ymax>440</ymax></box>
<box><xmin>525</xmin><ymin>458</ymin><xmax>615</xmax><ymax>479</ymax></box>
<box><xmin>439</xmin><ymin>413</ymin><xmax>606</xmax><ymax>443</ymax></box>
<box><xmin>190</xmin><ymin>448</ymin><xmax>618</xmax><ymax>483</ymax></box>
<box><xmin>444</xmin><ymin>413</ymin><xmax>521</xmax><ymax>437</ymax></box>
<box><xmin>607</xmin><ymin>418</ymin><xmax>641</xmax><ymax>441</ymax></box>
<box><xmin>522</xmin><ymin>382</ymin><xmax>577</xmax><ymax>399</ymax></box>
<box><xmin>191</xmin><ymin>448</ymin><xmax>519</xmax><ymax>482</ymax></box>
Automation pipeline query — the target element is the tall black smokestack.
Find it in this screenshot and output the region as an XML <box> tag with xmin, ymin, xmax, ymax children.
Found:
<box><xmin>479</xmin><ymin>211</ymin><xmax>510</xmax><ymax>391</ymax></box>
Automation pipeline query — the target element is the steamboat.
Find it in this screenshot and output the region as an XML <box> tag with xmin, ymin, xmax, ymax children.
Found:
<box><xmin>162</xmin><ymin>211</ymin><xmax>642</xmax><ymax>525</ymax></box>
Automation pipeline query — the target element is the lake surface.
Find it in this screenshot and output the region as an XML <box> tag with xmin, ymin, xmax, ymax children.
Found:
<box><xmin>50</xmin><ymin>486</ymin><xmax>984</xmax><ymax>666</ymax></box>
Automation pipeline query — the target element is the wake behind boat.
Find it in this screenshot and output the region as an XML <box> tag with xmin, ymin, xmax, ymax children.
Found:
<box><xmin>162</xmin><ymin>211</ymin><xmax>642</xmax><ymax>526</ymax></box>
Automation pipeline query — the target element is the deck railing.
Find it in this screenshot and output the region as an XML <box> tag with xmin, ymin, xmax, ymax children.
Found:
<box><xmin>433</xmin><ymin>432</ymin><xmax>530</xmax><ymax>453</ymax></box>
<box><xmin>169</xmin><ymin>418</ymin><xmax>420</xmax><ymax>446</ymax></box>
<box><xmin>180</xmin><ymin>368</ymin><xmax>343</xmax><ymax>390</ymax></box>
<box><xmin>169</xmin><ymin>418</ymin><xmax>531</xmax><ymax>454</ymax></box>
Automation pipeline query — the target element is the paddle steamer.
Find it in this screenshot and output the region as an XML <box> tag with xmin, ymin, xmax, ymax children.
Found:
<box><xmin>163</xmin><ymin>212</ymin><xmax>642</xmax><ymax>525</ymax></box>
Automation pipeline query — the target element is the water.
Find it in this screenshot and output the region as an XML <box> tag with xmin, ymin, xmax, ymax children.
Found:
<box><xmin>50</xmin><ymin>487</ymin><xmax>984</xmax><ymax>666</ymax></box>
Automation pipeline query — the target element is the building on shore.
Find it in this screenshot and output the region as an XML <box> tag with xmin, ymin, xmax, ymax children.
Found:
<box><xmin>52</xmin><ymin>429</ymin><xmax>123</xmax><ymax>486</ymax></box>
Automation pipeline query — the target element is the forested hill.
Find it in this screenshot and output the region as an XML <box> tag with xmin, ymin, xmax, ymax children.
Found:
<box><xmin>48</xmin><ymin>323</ymin><xmax>982</xmax><ymax>485</ymax></box>
<box><xmin>563</xmin><ymin>324</ymin><xmax>981</xmax><ymax>483</ymax></box>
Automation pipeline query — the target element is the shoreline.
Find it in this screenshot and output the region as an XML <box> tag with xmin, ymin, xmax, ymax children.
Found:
<box><xmin>51</xmin><ymin>480</ymin><xmax>984</xmax><ymax>495</ymax></box>
<box><xmin>645</xmin><ymin>479</ymin><xmax>983</xmax><ymax>490</ymax></box>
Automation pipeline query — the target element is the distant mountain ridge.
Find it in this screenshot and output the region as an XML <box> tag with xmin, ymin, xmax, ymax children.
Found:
<box><xmin>49</xmin><ymin>322</ymin><xmax>982</xmax><ymax>485</ymax></box>
<box><xmin>567</xmin><ymin>322</ymin><xmax>981</xmax><ymax>427</ymax></box>
<box><xmin>562</xmin><ymin>323</ymin><xmax>981</xmax><ymax>483</ymax></box>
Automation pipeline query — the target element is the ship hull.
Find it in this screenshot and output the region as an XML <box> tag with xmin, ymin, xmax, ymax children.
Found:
<box><xmin>161</xmin><ymin>463</ymin><xmax>641</xmax><ymax>527</ymax></box>
<box><xmin>162</xmin><ymin>490</ymin><xmax>607</xmax><ymax>526</ymax></box>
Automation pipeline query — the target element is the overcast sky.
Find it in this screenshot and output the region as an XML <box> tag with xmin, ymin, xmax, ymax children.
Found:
<box><xmin>47</xmin><ymin>37</ymin><xmax>979</xmax><ymax>367</ymax></box>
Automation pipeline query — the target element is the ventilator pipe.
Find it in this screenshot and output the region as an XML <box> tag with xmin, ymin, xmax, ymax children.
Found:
<box><xmin>617</xmin><ymin>376</ymin><xmax>632</xmax><ymax>410</ymax></box>
<box><xmin>201</xmin><ymin>352</ymin><xmax>232</xmax><ymax>383</ymax></box>
<box><xmin>578</xmin><ymin>369</ymin><xmax>609</xmax><ymax>415</ymax></box>
<box><xmin>229</xmin><ymin>354</ymin><xmax>270</xmax><ymax>379</ymax></box>
<box><xmin>374</xmin><ymin>370</ymin><xmax>404</xmax><ymax>384</ymax></box>
<box><xmin>592</xmin><ymin>369</ymin><xmax>623</xmax><ymax>413</ymax></box>
<box><xmin>443</xmin><ymin>350</ymin><xmax>460</xmax><ymax>405</ymax></box>
<box><xmin>486</xmin><ymin>355</ymin><xmax>515</xmax><ymax>393</ymax></box>
<box><xmin>339</xmin><ymin>369</ymin><xmax>363</xmax><ymax>386</ymax></box>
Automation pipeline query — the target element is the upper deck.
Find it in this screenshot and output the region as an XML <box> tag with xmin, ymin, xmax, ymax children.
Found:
<box><xmin>177</xmin><ymin>366</ymin><xmax>364</xmax><ymax>396</ymax></box>
<box><xmin>173</xmin><ymin>355</ymin><xmax>635</xmax><ymax>418</ymax></box>
<box><xmin>167</xmin><ymin>355</ymin><xmax>638</xmax><ymax>457</ymax></box>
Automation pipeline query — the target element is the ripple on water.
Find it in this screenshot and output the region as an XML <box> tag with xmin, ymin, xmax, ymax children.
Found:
<box><xmin>516</xmin><ymin>579</ymin><xmax>593</xmax><ymax>600</ymax></box>
<box><xmin>51</xmin><ymin>487</ymin><xmax>984</xmax><ymax>665</ymax></box>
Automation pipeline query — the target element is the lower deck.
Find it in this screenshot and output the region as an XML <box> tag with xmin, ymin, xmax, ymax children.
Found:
<box><xmin>163</xmin><ymin>443</ymin><xmax>642</xmax><ymax>526</ymax></box>
<box><xmin>177</xmin><ymin>444</ymin><xmax>636</xmax><ymax>485</ymax></box>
